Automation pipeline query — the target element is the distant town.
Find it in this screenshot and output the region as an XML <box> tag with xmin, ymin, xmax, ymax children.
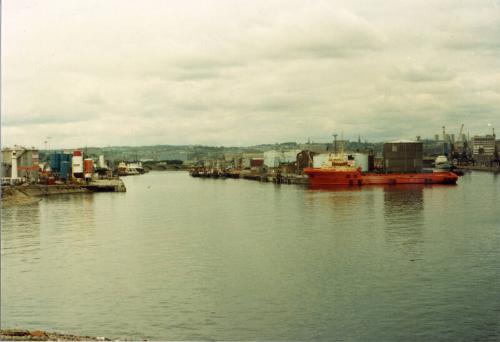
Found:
<box><xmin>1</xmin><ymin>124</ymin><xmax>499</xmax><ymax>186</ymax></box>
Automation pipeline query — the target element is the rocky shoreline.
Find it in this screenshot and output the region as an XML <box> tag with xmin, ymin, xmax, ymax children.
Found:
<box><xmin>0</xmin><ymin>329</ymin><xmax>111</xmax><ymax>341</ymax></box>
<box><xmin>1</xmin><ymin>187</ymin><xmax>43</xmax><ymax>207</ymax></box>
<box><xmin>1</xmin><ymin>180</ymin><xmax>126</xmax><ymax>208</ymax></box>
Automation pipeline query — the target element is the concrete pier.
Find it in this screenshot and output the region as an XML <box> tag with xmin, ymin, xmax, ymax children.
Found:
<box><xmin>84</xmin><ymin>179</ymin><xmax>126</xmax><ymax>192</ymax></box>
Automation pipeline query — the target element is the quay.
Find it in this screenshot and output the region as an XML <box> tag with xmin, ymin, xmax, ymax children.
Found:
<box><xmin>190</xmin><ymin>167</ymin><xmax>309</xmax><ymax>185</ymax></box>
<box><xmin>20</xmin><ymin>179</ymin><xmax>126</xmax><ymax>196</ymax></box>
<box><xmin>240</xmin><ymin>172</ymin><xmax>309</xmax><ymax>185</ymax></box>
<box><xmin>1</xmin><ymin>179</ymin><xmax>126</xmax><ymax>208</ymax></box>
<box><xmin>84</xmin><ymin>178</ymin><xmax>127</xmax><ymax>192</ymax></box>
<box><xmin>456</xmin><ymin>165</ymin><xmax>500</xmax><ymax>173</ymax></box>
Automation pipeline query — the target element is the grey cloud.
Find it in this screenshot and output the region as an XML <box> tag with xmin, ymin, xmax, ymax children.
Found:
<box><xmin>3</xmin><ymin>110</ymin><xmax>100</xmax><ymax>127</ymax></box>
<box><xmin>2</xmin><ymin>0</ymin><xmax>500</xmax><ymax>148</ymax></box>
<box><xmin>390</xmin><ymin>65</ymin><xmax>456</xmax><ymax>83</ymax></box>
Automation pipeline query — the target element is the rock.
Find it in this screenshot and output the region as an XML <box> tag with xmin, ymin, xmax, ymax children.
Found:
<box><xmin>30</xmin><ymin>330</ymin><xmax>48</xmax><ymax>338</ymax></box>
<box><xmin>0</xmin><ymin>329</ymin><xmax>111</xmax><ymax>341</ymax></box>
<box><xmin>2</xmin><ymin>329</ymin><xmax>30</xmax><ymax>336</ymax></box>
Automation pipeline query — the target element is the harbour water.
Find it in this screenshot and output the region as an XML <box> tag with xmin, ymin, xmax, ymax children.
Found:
<box><xmin>1</xmin><ymin>171</ymin><xmax>499</xmax><ymax>341</ymax></box>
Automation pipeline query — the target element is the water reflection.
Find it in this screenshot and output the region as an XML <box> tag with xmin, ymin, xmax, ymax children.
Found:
<box><xmin>1</xmin><ymin>204</ymin><xmax>42</xmax><ymax>256</ymax></box>
<box><xmin>2</xmin><ymin>172</ymin><xmax>499</xmax><ymax>341</ymax></box>
<box><xmin>41</xmin><ymin>194</ymin><xmax>96</xmax><ymax>235</ymax></box>
<box><xmin>383</xmin><ymin>185</ymin><xmax>425</xmax><ymax>258</ymax></box>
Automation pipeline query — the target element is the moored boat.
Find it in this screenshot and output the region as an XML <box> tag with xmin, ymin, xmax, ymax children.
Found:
<box><xmin>304</xmin><ymin>152</ymin><xmax>458</xmax><ymax>187</ymax></box>
<box><xmin>117</xmin><ymin>162</ymin><xmax>141</xmax><ymax>176</ymax></box>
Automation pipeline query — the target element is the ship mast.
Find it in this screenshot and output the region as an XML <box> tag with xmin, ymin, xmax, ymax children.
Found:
<box><xmin>339</xmin><ymin>130</ymin><xmax>345</xmax><ymax>157</ymax></box>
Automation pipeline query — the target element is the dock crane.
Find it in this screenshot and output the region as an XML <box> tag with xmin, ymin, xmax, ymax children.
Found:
<box><xmin>451</xmin><ymin>123</ymin><xmax>469</xmax><ymax>162</ymax></box>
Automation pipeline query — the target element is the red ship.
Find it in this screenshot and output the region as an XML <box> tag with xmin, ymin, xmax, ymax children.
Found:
<box><xmin>304</xmin><ymin>153</ymin><xmax>458</xmax><ymax>187</ymax></box>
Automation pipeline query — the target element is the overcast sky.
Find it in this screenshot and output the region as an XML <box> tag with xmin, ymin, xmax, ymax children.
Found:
<box><xmin>2</xmin><ymin>0</ymin><xmax>500</xmax><ymax>148</ymax></box>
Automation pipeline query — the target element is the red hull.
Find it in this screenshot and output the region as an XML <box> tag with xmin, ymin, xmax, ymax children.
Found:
<box><xmin>304</xmin><ymin>168</ymin><xmax>458</xmax><ymax>187</ymax></box>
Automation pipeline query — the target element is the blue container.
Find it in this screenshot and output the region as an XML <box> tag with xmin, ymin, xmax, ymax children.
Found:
<box><xmin>50</xmin><ymin>153</ymin><xmax>61</xmax><ymax>172</ymax></box>
<box><xmin>60</xmin><ymin>161</ymin><xmax>71</xmax><ymax>180</ymax></box>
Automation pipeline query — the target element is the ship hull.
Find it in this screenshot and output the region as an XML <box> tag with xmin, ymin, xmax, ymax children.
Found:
<box><xmin>304</xmin><ymin>168</ymin><xmax>458</xmax><ymax>187</ymax></box>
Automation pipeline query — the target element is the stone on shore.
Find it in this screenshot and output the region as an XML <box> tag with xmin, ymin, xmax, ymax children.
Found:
<box><xmin>0</xmin><ymin>329</ymin><xmax>111</xmax><ymax>341</ymax></box>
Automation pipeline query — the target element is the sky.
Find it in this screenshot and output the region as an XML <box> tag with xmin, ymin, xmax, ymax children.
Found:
<box><xmin>2</xmin><ymin>0</ymin><xmax>500</xmax><ymax>149</ymax></box>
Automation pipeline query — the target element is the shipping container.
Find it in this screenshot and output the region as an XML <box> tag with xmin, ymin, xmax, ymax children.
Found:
<box><xmin>383</xmin><ymin>141</ymin><xmax>423</xmax><ymax>173</ymax></box>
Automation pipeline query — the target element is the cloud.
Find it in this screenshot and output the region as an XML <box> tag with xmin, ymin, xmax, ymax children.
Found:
<box><xmin>2</xmin><ymin>0</ymin><xmax>500</xmax><ymax>148</ymax></box>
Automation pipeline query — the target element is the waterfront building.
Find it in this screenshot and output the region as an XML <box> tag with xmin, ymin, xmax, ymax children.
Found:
<box><xmin>1</xmin><ymin>146</ymin><xmax>40</xmax><ymax>182</ymax></box>
<box><xmin>472</xmin><ymin>135</ymin><xmax>496</xmax><ymax>165</ymax></box>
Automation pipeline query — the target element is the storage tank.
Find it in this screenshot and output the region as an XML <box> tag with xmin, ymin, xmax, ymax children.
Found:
<box><xmin>283</xmin><ymin>150</ymin><xmax>301</xmax><ymax>163</ymax></box>
<box><xmin>62</xmin><ymin>153</ymin><xmax>72</xmax><ymax>163</ymax></box>
<box><xmin>72</xmin><ymin>150</ymin><xmax>84</xmax><ymax>178</ymax></box>
<box><xmin>84</xmin><ymin>158</ymin><xmax>94</xmax><ymax>179</ymax></box>
<box><xmin>354</xmin><ymin>153</ymin><xmax>369</xmax><ymax>171</ymax></box>
<box><xmin>264</xmin><ymin>150</ymin><xmax>281</xmax><ymax>167</ymax></box>
<box><xmin>50</xmin><ymin>153</ymin><xmax>61</xmax><ymax>173</ymax></box>
<box><xmin>98</xmin><ymin>155</ymin><xmax>106</xmax><ymax>168</ymax></box>
<box><xmin>60</xmin><ymin>161</ymin><xmax>71</xmax><ymax>180</ymax></box>
<box><xmin>383</xmin><ymin>141</ymin><xmax>423</xmax><ymax>173</ymax></box>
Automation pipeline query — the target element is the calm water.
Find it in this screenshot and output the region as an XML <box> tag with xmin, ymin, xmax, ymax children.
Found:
<box><xmin>1</xmin><ymin>171</ymin><xmax>499</xmax><ymax>341</ymax></box>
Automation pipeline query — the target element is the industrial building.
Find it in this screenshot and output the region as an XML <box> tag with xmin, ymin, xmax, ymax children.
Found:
<box><xmin>472</xmin><ymin>134</ymin><xmax>497</xmax><ymax>166</ymax></box>
<box><xmin>472</xmin><ymin>135</ymin><xmax>496</xmax><ymax>155</ymax></box>
<box><xmin>241</xmin><ymin>153</ymin><xmax>264</xmax><ymax>169</ymax></box>
<box><xmin>1</xmin><ymin>146</ymin><xmax>40</xmax><ymax>183</ymax></box>
<box><xmin>263</xmin><ymin>150</ymin><xmax>302</xmax><ymax>167</ymax></box>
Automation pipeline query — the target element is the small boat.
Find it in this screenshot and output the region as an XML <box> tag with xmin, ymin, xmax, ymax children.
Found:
<box><xmin>434</xmin><ymin>155</ymin><xmax>453</xmax><ymax>171</ymax></box>
<box><xmin>117</xmin><ymin>162</ymin><xmax>141</xmax><ymax>176</ymax></box>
